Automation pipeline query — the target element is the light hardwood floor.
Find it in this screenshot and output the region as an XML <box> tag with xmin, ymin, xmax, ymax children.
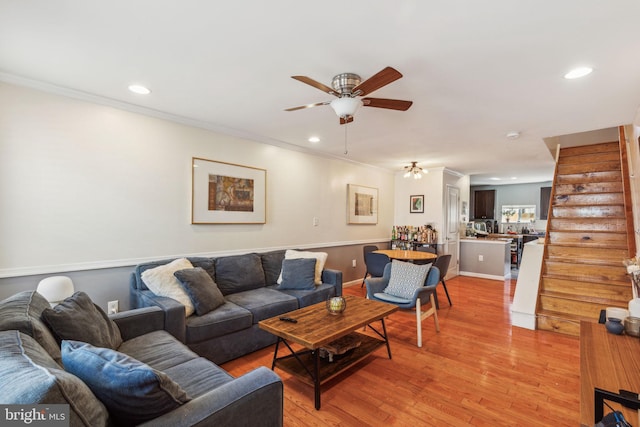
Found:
<box><xmin>222</xmin><ymin>275</ymin><xmax>580</xmax><ymax>426</ymax></box>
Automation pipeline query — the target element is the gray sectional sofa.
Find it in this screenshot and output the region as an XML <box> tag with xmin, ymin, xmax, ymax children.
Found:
<box><xmin>130</xmin><ymin>249</ymin><xmax>343</xmax><ymax>364</ymax></box>
<box><xmin>0</xmin><ymin>290</ymin><xmax>283</xmax><ymax>426</ymax></box>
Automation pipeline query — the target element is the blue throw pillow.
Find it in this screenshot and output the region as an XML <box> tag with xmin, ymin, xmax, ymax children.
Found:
<box><xmin>61</xmin><ymin>340</ymin><xmax>191</xmax><ymax>426</ymax></box>
<box><xmin>277</xmin><ymin>258</ymin><xmax>316</xmax><ymax>290</ymax></box>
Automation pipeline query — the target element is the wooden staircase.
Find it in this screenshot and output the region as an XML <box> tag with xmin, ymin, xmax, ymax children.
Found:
<box><xmin>536</xmin><ymin>135</ymin><xmax>635</xmax><ymax>336</ymax></box>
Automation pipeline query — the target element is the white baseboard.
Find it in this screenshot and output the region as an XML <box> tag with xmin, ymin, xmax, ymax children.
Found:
<box><xmin>459</xmin><ymin>271</ymin><xmax>511</xmax><ymax>281</ymax></box>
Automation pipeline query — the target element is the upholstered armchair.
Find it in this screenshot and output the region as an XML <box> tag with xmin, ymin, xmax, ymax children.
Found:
<box><xmin>365</xmin><ymin>261</ymin><xmax>440</xmax><ymax>347</ymax></box>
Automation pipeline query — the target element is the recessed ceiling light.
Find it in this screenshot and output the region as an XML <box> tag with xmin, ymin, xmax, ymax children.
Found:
<box><xmin>128</xmin><ymin>84</ymin><xmax>151</xmax><ymax>95</ymax></box>
<box><xmin>308</xmin><ymin>136</ymin><xmax>320</xmax><ymax>143</ymax></box>
<box><xmin>506</xmin><ymin>131</ymin><xmax>520</xmax><ymax>140</ymax></box>
<box><xmin>511</xmin><ymin>177</ymin><xmax>517</xmax><ymax>180</ymax></box>
<box><xmin>564</xmin><ymin>67</ymin><xmax>593</xmax><ymax>79</ymax></box>
<box><xmin>490</xmin><ymin>177</ymin><xmax>501</xmax><ymax>181</ymax></box>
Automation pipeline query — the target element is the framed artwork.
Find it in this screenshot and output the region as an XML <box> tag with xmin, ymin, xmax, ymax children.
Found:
<box><xmin>192</xmin><ymin>157</ymin><xmax>266</xmax><ymax>224</ymax></box>
<box><xmin>410</xmin><ymin>195</ymin><xmax>424</xmax><ymax>213</ymax></box>
<box><xmin>347</xmin><ymin>184</ymin><xmax>378</xmax><ymax>224</ymax></box>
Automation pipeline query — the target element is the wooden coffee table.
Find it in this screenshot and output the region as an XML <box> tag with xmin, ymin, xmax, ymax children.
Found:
<box><xmin>258</xmin><ymin>295</ymin><xmax>398</xmax><ymax>409</ymax></box>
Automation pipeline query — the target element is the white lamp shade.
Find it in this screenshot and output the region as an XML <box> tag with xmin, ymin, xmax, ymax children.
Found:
<box><xmin>37</xmin><ymin>276</ymin><xmax>74</xmax><ymax>306</ymax></box>
<box><xmin>330</xmin><ymin>97</ymin><xmax>362</xmax><ymax>117</ymax></box>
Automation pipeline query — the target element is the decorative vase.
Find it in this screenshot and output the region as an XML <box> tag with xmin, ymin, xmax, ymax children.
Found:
<box><xmin>605</xmin><ymin>318</ymin><xmax>625</xmax><ymax>335</ymax></box>
<box><xmin>326</xmin><ymin>296</ymin><xmax>346</xmax><ymax>315</ymax></box>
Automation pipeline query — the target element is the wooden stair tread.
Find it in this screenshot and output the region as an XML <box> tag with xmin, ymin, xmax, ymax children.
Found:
<box><xmin>536</xmin><ymin>310</ymin><xmax>597</xmax><ymax>324</ymax></box>
<box><xmin>542</xmin><ymin>273</ymin><xmax>628</xmax><ymax>287</ymax></box>
<box><xmin>539</xmin><ymin>290</ymin><xmax>629</xmax><ymax>305</ymax></box>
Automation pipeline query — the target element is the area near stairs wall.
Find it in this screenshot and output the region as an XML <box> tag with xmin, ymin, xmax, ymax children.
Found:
<box><xmin>0</xmin><ymin>82</ymin><xmax>394</xmax><ymax>310</ymax></box>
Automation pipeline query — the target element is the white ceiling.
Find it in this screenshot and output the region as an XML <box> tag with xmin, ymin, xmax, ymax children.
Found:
<box><xmin>2</xmin><ymin>1</ymin><xmax>640</xmax><ymax>185</ymax></box>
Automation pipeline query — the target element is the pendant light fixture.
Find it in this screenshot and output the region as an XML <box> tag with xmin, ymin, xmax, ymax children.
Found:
<box><xmin>403</xmin><ymin>161</ymin><xmax>425</xmax><ymax>179</ymax></box>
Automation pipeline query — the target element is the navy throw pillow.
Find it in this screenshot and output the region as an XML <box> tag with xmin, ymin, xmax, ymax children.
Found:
<box><xmin>277</xmin><ymin>258</ymin><xmax>316</xmax><ymax>290</ymax></box>
<box><xmin>61</xmin><ymin>340</ymin><xmax>191</xmax><ymax>426</ymax></box>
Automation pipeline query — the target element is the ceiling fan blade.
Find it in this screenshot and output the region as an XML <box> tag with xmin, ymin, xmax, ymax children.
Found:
<box><xmin>284</xmin><ymin>101</ymin><xmax>329</xmax><ymax>112</ymax></box>
<box><xmin>340</xmin><ymin>116</ymin><xmax>354</xmax><ymax>125</ymax></box>
<box><xmin>351</xmin><ymin>67</ymin><xmax>402</xmax><ymax>96</ymax></box>
<box><xmin>362</xmin><ymin>98</ymin><xmax>413</xmax><ymax>111</ymax></box>
<box><xmin>291</xmin><ymin>76</ymin><xmax>338</xmax><ymax>96</ymax></box>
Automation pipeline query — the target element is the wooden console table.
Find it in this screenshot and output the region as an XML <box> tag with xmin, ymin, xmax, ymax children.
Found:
<box><xmin>580</xmin><ymin>320</ymin><xmax>640</xmax><ymax>426</ymax></box>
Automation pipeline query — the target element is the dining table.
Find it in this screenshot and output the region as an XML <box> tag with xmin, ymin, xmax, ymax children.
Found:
<box><xmin>373</xmin><ymin>249</ymin><xmax>437</xmax><ymax>262</ymax></box>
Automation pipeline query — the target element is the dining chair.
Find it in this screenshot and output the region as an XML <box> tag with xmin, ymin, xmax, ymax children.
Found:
<box><xmin>432</xmin><ymin>254</ymin><xmax>452</xmax><ymax>307</ymax></box>
<box><xmin>365</xmin><ymin>261</ymin><xmax>440</xmax><ymax>347</ymax></box>
<box><xmin>361</xmin><ymin>250</ymin><xmax>389</xmax><ymax>288</ymax></box>
<box><xmin>414</xmin><ymin>245</ymin><xmax>437</xmax><ymax>265</ymax></box>
<box><xmin>360</xmin><ymin>245</ymin><xmax>378</xmax><ymax>286</ymax></box>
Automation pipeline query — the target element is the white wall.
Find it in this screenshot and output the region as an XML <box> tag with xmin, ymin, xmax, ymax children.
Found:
<box><xmin>393</xmin><ymin>167</ymin><xmax>469</xmax><ymax>245</ymax></box>
<box><xmin>393</xmin><ymin>167</ymin><xmax>444</xmax><ymax>235</ymax></box>
<box><xmin>0</xmin><ymin>82</ymin><xmax>394</xmax><ymax>306</ymax></box>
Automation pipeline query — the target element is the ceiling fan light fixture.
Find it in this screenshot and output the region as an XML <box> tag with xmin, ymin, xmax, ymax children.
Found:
<box><xmin>330</xmin><ymin>97</ymin><xmax>362</xmax><ymax>118</ymax></box>
<box><xmin>404</xmin><ymin>161</ymin><xmax>424</xmax><ymax>179</ymax></box>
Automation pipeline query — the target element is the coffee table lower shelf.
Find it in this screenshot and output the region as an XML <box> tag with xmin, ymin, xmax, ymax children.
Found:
<box><xmin>274</xmin><ymin>333</ymin><xmax>384</xmax><ymax>388</ymax></box>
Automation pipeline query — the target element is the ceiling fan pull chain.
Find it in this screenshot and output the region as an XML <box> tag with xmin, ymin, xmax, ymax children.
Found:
<box><xmin>344</xmin><ymin>120</ymin><xmax>348</xmax><ymax>155</ymax></box>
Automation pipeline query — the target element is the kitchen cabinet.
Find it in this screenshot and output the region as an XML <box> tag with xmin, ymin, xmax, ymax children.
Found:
<box><xmin>473</xmin><ymin>190</ymin><xmax>495</xmax><ymax>219</ymax></box>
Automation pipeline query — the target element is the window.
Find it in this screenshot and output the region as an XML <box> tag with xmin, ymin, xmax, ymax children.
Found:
<box><xmin>500</xmin><ymin>205</ymin><xmax>536</xmax><ymax>223</ymax></box>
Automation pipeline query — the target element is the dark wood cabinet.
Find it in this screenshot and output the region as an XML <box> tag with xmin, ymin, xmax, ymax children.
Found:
<box><xmin>473</xmin><ymin>190</ymin><xmax>495</xmax><ymax>219</ymax></box>
<box><xmin>540</xmin><ymin>186</ymin><xmax>551</xmax><ymax>220</ymax></box>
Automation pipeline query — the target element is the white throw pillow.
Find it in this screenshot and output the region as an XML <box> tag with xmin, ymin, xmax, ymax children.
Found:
<box><xmin>141</xmin><ymin>258</ymin><xmax>195</xmax><ymax>317</ymax></box>
<box><xmin>383</xmin><ymin>260</ymin><xmax>430</xmax><ymax>300</ymax></box>
<box><xmin>277</xmin><ymin>249</ymin><xmax>328</xmax><ymax>285</ymax></box>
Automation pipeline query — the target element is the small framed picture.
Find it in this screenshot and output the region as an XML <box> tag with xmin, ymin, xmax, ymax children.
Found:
<box><xmin>410</xmin><ymin>195</ymin><xmax>424</xmax><ymax>213</ymax></box>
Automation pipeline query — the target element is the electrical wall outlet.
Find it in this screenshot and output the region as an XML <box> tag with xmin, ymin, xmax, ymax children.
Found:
<box><xmin>352</xmin><ymin>259</ymin><xmax>357</xmax><ymax>268</ymax></box>
<box><xmin>107</xmin><ymin>300</ymin><xmax>119</xmax><ymax>314</ymax></box>
<box><xmin>478</xmin><ymin>255</ymin><xmax>484</xmax><ymax>262</ymax></box>
<box><xmin>312</xmin><ymin>217</ymin><xmax>319</xmax><ymax>226</ymax></box>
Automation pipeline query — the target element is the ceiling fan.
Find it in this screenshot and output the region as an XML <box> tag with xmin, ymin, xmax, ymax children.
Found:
<box><xmin>285</xmin><ymin>66</ymin><xmax>413</xmax><ymax>124</ymax></box>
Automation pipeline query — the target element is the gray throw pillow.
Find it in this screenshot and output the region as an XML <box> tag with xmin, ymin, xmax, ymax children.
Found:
<box><xmin>61</xmin><ymin>340</ymin><xmax>190</xmax><ymax>426</ymax></box>
<box><xmin>42</xmin><ymin>291</ymin><xmax>122</xmax><ymax>349</ymax></box>
<box><xmin>383</xmin><ymin>260</ymin><xmax>430</xmax><ymax>300</ymax></box>
<box><xmin>276</xmin><ymin>258</ymin><xmax>316</xmax><ymax>290</ymax></box>
<box><xmin>173</xmin><ymin>267</ymin><xmax>225</xmax><ymax>316</ymax></box>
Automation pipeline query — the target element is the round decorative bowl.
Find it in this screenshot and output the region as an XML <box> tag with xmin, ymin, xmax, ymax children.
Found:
<box><xmin>605</xmin><ymin>317</ymin><xmax>625</xmax><ymax>335</ymax></box>
<box><xmin>326</xmin><ymin>296</ymin><xmax>346</xmax><ymax>315</ymax></box>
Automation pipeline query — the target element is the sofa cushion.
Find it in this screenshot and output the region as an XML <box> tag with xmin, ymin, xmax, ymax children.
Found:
<box><xmin>277</xmin><ymin>258</ymin><xmax>316</xmax><ymax>290</ymax></box>
<box><xmin>0</xmin><ymin>290</ymin><xmax>62</xmax><ymax>364</ymax></box>
<box><xmin>278</xmin><ymin>249</ymin><xmax>328</xmax><ymax>285</ymax></box>
<box><xmin>62</xmin><ymin>340</ymin><xmax>191</xmax><ymax>426</ymax></box>
<box><xmin>185</xmin><ymin>302</ymin><xmax>253</xmax><ymax>343</ymax></box>
<box><xmin>215</xmin><ymin>253</ymin><xmax>266</xmax><ymax>295</ymax></box>
<box><xmin>174</xmin><ymin>267</ymin><xmax>225</xmax><ymax>315</ymax></box>
<box><xmin>141</xmin><ymin>257</ymin><xmax>196</xmax><ymax>316</ymax></box>
<box><xmin>225</xmin><ymin>288</ymin><xmax>298</xmax><ymax>323</ymax></box>
<box><xmin>260</xmin><ymin>250</ymin><xmax>286</xmax><ymax>286</ymax></box>
<box><xmin>384</xmin><ymin>260</ymin><xmax>430</xmax><ymax>300</ymax></box>
<box><xmin>162</xmin><ymin>357</ymin><xmax>234</xmax><ymax>398</ymax></box>
<box><xmin>269</xmin><ymin>283</ymin><xmax>337</xmax><ymax>308</ymax></box>
<box><xmin>0</xmin><ymin>330</ymin><xmax>109</xmax><ymax>427</ymax></box>
<box><xmin>42</xmin><ymin>291</ymin><xmax>122</xmax><ymax>349</ymax></box>
<box><xmin>117</xmin><ymin>330</ymin><xmax>200</xmax><ymax>372</ymax></box>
